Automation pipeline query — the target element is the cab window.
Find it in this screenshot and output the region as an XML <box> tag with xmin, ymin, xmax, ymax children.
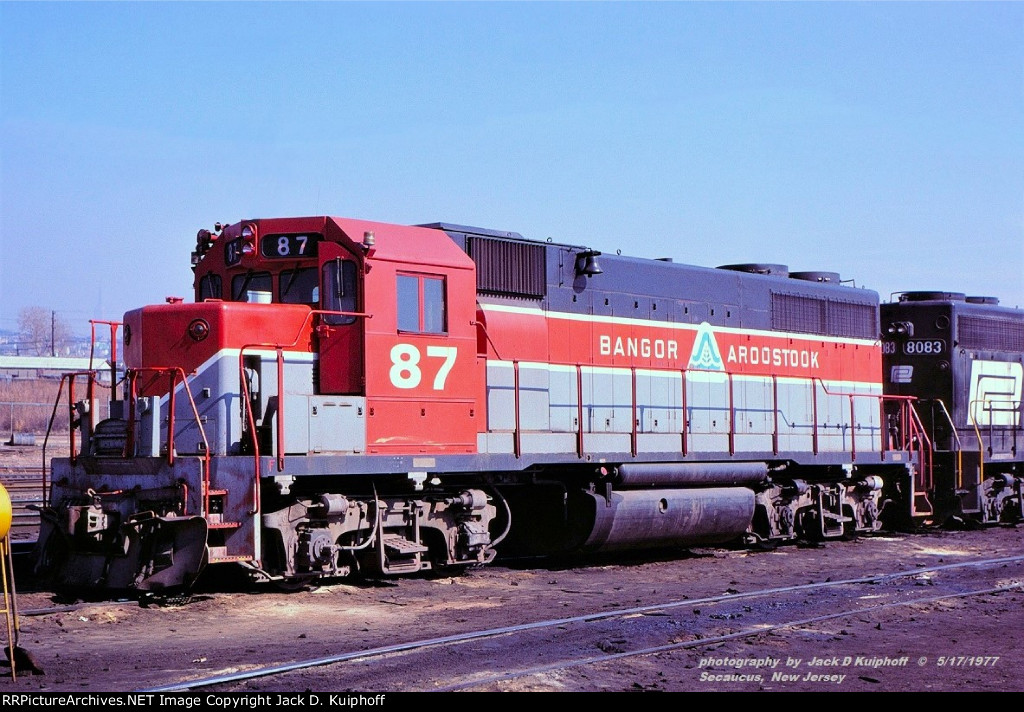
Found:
<box><xmin>397</xmin><ymin>273</ymin><xmax>446</xmax><ymax>334</ymax></box>
<box><xmin>231</xmin><ymin>271</ymin><xmax>272</xmax><ymax>302</ymax></box>
<box><xmin>321</xmin><ymin>260</ymin><xmax>357</xmax><ymax>325</ymax></box>
<box><xmin>198</xmin><ymin>274</ymin><xmax>222</xmax><ymax>301</ymax></box>
<box><xmin>280</xmin><ymin>268</ymin><xmax>319</xmax><ymax>305</ymax></box>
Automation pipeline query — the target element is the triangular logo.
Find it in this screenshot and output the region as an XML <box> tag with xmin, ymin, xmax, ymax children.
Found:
<box><xmin>688</xmin><ymin>322</ymin><xmax>724</xmax><ymax>371</ymax></box>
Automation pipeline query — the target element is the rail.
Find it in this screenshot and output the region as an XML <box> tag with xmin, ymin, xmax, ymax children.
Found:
<box><xmin>126</xmin><ymin>367</ymin><xmax>211</xmax><ymax>515</ymax></box>
<box><xmin>43</xmin><ymin>367</ymin><xmax>211</xmax><ymax>515</ymax></box>
<box><xmin>87</xmin><ymin>320</ymin><xmax>122</xmax><ymax>393</ymax></box>
<box><xmin>924</xmin><ymin>399</ymin><xmax>963</xmax><ymax>489</ymax></box>
<box><xmin>968</xmin><ymin>398</ymin><xmax>1023</xmax><ymax>488</ymax></box>
<box><xmin>238</xmin><ymin>308</ymin><xmax>370</xmax><ymax>515</ymax></box>
<box><xmin>37</xmin><ymin>321</ymin><xmax>126</xmax><ymax>503</ymax></box>
<box><xmin>814</xmin><ymin>379</ymin><xmax>933</xmax><ymax>494</ymax></box>
<box><xmin>42</xmin><ymin>371</ymin><xmax>97</xmax><ymax>502</ymax></box>
<box><xmin>504</xmin><ymin>364</ymin><xmax>891</xmax><ymax>464</ymax></box>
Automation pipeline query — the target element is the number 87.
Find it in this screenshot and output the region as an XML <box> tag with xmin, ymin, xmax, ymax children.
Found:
<box><xmin>389</xmin><ymin>344</ymin><xmax>457</xmax><ymax>390</ymax></box>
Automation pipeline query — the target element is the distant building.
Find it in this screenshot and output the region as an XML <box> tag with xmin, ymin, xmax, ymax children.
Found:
<box><xmin>0</xmin><ymin>356</ymin><xmax>119</xmax><ymax>384</ymax></box>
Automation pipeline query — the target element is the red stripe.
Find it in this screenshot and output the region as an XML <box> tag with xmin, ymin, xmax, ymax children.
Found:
<box><xmin>484</xmin><ymin>309</ymin><xmax>881</xmax><ymax>383</ymax></box>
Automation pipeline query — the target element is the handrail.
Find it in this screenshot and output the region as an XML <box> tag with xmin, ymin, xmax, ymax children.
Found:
<box><xmin>927</xmin><ymin>399</ymin><xmax>963</xmax><ymax>489</ymax></box>
<box><xmin>238</xmin><ymin>366</ymin><xmax>262</xmax><ymax>515</ymax></box>
<box><xmin>903</xmin><ymin>401</ymin><xmax>934</xmax><ymax>493</ymax></box>
<box><xmin>126</xmin><ymin>367</ymin><xmax>211</xmax><ymax>464</ymax></box>
<box><xmin>576</xmin><ymin>365</ymin><xmax>584</xmax><ymax>458</ymax></box>
<box><xmin>88</xmin><ymin>320</ymin><xmax>122</xmax><ymax>398</ymax></box>
<box><xmin>43</xmin><ymin>366</ymin><xmax>211</xmax><ymax>513</ymax></box>
<box><xmin>48</xmin><ymin>371</ymin><xmax>99</xmax><ymax>467</ymax></box>
<box><xmin>811</xmin><ymin>379</ymin><xmax>819</xmax><ymax>455</ymax></box>
<box><xmin>473</xmin><ymin>318</ymin><xmax>505</xmax><ymax>361</ymax></box>
<box><xmin>500</xmin><ymin>364</ymin><xmax>910</xmax><ymax>468</ymax></box>
<box><xmin>813</xmin><ymin>378</ymin><xmax>910</xmax><ymax>451</ymax></box>
<box><xmin>505</xmin><ymin>362</ymin><xmax>882</xmax><ymax>462</ymax></box>
<box><xmin>814</xmin><ymin>378</ymin><xmax>934</xmax><ymax>491</ymax></box>
<box><xmin>126</xmin><ymin>366</ymin><xmax>211</xmax><ymax>514</ymax></box>
<box><xmin>771</xmin><ymin>375</ymin><xmax>779</xmax><ymax>455</ymax></box>
<box><xmin>679</xmin><ymin>367</ymin><xmax>689</xmax><ymax>456</ymax></box>
<box><xmin>238</xmin><ymin>307</ymin><xmax>372</xmax><ymax>512</ymax></box>
<box><xmin>727</xmin><ymin>372</ymin><xmax>735</xmax><ymax>456</ymax></box>
<box><xmin>967</xmin><ymin>397</ymin><xmax>1023</xmax><ymax>490</ymax></box>
<box><xmin>631</xmin><ymin>367</ymin><xmax>638</xmax><ymax>457</ymax></box>
<box><xmin>513</xmin><ymin>360</ymin><xmax>521</xmax><ymax>459</ymax></box>
<box><xmin>968</xmin><ymin>401</ymin><xmax>986</xmax><ymax>488</ymax></box>
<box><xmin>41</xmin><ymin>373</ymin><xmax>81</xmax><ymax>502</ymax></box>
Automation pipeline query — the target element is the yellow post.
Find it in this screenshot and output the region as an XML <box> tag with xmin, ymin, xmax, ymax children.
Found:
<box><xmin>0</xmin><ymin>483</ymin><xmax>17</xmax><ymax>679</ymax></box>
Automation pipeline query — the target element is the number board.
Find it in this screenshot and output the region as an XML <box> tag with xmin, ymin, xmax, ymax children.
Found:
<box><xmin>903</xmin><ymin>339</ymin><xmax>945</xmax><ymax>356</ymax></box>
<box><xmin>260</xmin><ymin>234</ymin><xmax>320</xmax><ymax>259</ymax></box>
<box><xmin>224</xmin><ymin>237</ymin><xmax>243</xmax><ymax>266</ymax></box>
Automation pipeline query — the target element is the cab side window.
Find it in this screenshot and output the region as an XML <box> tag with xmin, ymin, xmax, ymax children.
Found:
<box><xmin>397</xmin><ymin>273</ymin><xmax>446</xmax><ymax>334</ymax></box>
<box><xmin>321</xmin><ymin>260</ymin><xmax>357</xmax><ymax>325</ymax></box>
<box><xmin>198</xmin><ymin>274</ymin><xmax>222</xmax><ymax>301</ymax></box>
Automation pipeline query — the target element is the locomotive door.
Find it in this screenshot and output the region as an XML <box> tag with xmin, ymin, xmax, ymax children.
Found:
<box><xmin>317</xmin><ymin>241</ymin><xmax>364</xmax><ymax>394</ymax></box>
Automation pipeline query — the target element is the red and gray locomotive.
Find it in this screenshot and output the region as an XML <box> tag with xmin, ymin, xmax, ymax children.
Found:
<box><xmin>34</xmin><ymin>215</ymin><xmax>1021</xmax><ymax>591</ymax></box>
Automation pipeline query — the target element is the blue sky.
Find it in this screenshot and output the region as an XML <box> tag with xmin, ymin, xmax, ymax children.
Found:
<box><xmin>1</xmin><ymin>1</ymin><xmax>1022</xmax><ymax>336</ymax></box>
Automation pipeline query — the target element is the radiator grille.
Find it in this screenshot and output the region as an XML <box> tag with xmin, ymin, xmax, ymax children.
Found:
<box><xmin>959</xmin><ymin>315</ymin><xmax>1024</xmax><ymax>352</ymax></box>
<box><xmin>772</xmin><ymin>292</ymin><xmax>878</xmax><ymax>338</ymax></box>
<box><xmin>468</xmin><ymin>236</ymin><xmax>546</xmax><ymax>299</ymax></box>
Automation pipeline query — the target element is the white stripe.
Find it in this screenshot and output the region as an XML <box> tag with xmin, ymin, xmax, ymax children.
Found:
<box><xmin>480</xmin><ymin>302</ymin><xmax>879</xmax><ymax>346</ymax></box>
<box><xmin>486</xmin><ymin>359</ymin><xmax>880</xmax><ymax>391</ymax></box>
<box><xmin>186</xmin><ymin>347</ymin><xmax>315</xmax><ymax>379</ymax></box>
<box><xmin>164</xmin><ymin>347</ymin><xmax>316</xmax><ymax>400</ymax></box>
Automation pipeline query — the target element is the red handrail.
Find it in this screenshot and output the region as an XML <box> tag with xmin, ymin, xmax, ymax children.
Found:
<box><xmin>575</xmin><ymin>365</ymin><xmax>584</xmax><ymax>458</ymax></box>
<box><xmin>813</xmin><ymin>379</ymin><xmax>933</xmax><ymax>492</ymax></box>
<box><xmin>771</xmin><ymin>375</ymin><xmax>779</xmax><ymax>455</ymax></box>
<box><xmin>45</xmin><ymin>366</ymin><xmax>211</xmax><ymax>514</ymax></box>
<box><xmin>41</xmin><ymin>372</ymin><xmax>91</xmax><ymax>502</ymax></box>
<box><xmin>498</xmin><ymin>364</ymin><xmax>907</xmax><ymax>468</ymax></box>
<box><xmin>238</xmin><ymin>307</ymin><xmax>372</xmax><ymax>512</ymax></box>
<box><xmin>727</xmin><ymin>371</ymin><xmax>735</xmax><ymax>455</ymax></box>
<box><xmin>811</xmin><ymin>380</ymin><xmax>819</xmax><ymax>455</ymax></box>
<box><xmin>630</xmin><ymin>367</ymin><xmax>638</xmax><ymax>457</ymax></box>
<box><xmin>88</xmin><ymin>320</ymin><xmax>122</xmax><ymax>396</ymax></box>
<box><xmin>679</xmin><ymin>367</ymin><xmax>689</xmax><ymax>456</ymax></box>
<box><xmin>513</xmin><ymin>360</ymin><xmax>521</xmax><ymax>459</ymax></box>
<box><xmin>126</xmin><ymin>366</ymin><xmax>211</xmax><ymax>513</ymax></box>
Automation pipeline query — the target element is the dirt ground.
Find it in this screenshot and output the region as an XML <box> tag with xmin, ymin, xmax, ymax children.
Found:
<box><xmin>0</xmin><ymin>525</ymin><xmax>1021</xmax><ymax>693</ymax></box>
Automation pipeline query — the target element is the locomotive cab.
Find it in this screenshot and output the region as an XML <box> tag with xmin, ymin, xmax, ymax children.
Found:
<box><xmin>37</xmin><ymin>217</ymin><xmax>497</xmax><ymax>591</ymax></box>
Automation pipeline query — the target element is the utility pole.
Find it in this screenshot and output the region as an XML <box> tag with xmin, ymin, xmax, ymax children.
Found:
<box><xmin>51</xmin><ymin>310</ymin><xmax>56</xmax><ymax>357</ymax></box>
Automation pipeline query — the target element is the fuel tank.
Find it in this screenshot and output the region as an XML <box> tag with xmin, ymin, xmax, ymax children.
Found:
<box><xmin>580</xmin><ymin>487</ymin><xmax>756</xmax><ymax>551</ymax></box>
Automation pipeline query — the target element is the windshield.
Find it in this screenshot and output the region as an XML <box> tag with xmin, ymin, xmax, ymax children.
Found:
<box><xmin>280</xmin><ymin>268</ymin><xmax>319</xmax><ymax>305</ymax></box>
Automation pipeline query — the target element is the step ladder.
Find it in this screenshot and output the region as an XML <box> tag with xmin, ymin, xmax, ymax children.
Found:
<box><xmin>204</xmin><ymin>487</ymin><xmax>245</xmax><ymax>564</ymax></box>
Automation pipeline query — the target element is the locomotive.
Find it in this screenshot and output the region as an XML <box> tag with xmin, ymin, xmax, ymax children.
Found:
<box><xmin>33</xmin><ymin>215</ymin><xmax>1023</xmax><ymax>592</ymax></box>
<box><xmin>881</xmin><ymin>291</ymin><xmax>1023</xmax><ymax>524</ymax></box>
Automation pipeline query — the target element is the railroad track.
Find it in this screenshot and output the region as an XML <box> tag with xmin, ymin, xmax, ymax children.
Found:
<box><xmin>138</xmin><ymin>553</ymin><xmax>1024</xmax><ymax>693</ymax></box>
<box><xmin>0</xmin><ymin>467</ymin><xmax>45</xmax><ymax>542</ymax></box>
